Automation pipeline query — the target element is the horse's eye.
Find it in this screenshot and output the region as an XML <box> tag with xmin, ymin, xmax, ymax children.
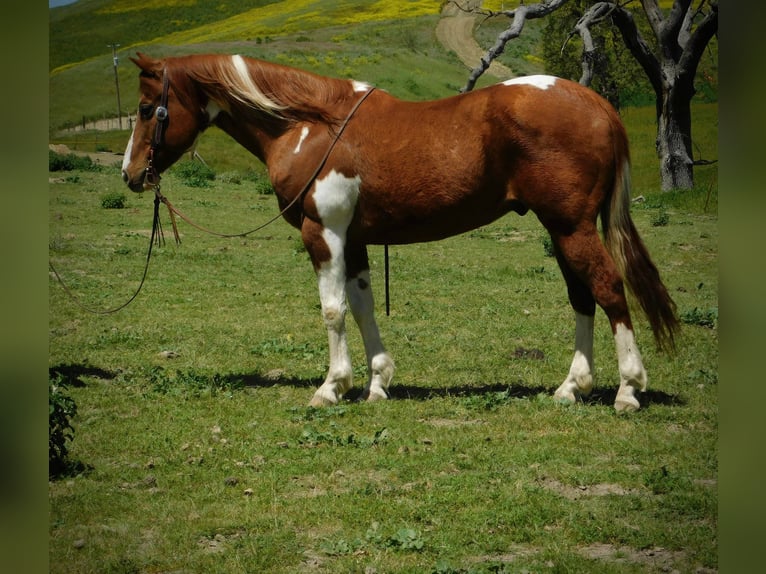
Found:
<box><xmin>139</xmin><ymin>104</ymin><xmax>154</xmax><ymax>120</ymax></box>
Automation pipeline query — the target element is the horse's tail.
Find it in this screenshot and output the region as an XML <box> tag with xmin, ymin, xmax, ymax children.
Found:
<box><xmin>601</xmin><ymin>153</ymin><xmax>679</xmax><ymax>352</ymax></box>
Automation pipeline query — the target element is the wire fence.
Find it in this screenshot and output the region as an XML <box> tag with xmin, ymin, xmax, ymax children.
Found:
<box><xmin>60</xmin><ymin>115</ymin><xmax>135</xmax><ymax>133</ymax></box>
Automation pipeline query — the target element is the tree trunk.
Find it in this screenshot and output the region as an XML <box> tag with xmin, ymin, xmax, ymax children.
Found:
<box><xmin>657</xmin><ymin>81</ymin><xmax>694</xmax><ymax>190</ymax></box>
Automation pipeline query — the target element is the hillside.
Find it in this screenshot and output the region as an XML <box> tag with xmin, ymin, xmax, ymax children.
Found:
<box><xmin>49</xmin><ymin>0</ymin><xmax>543</xmax><ymax>135</ymax></box>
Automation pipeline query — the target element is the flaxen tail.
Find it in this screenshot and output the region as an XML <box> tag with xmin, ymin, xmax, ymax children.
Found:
<box><xmin>601</xmin><ymin>156</ymin><xmax>680</xmax><ymax>352</ymax></box>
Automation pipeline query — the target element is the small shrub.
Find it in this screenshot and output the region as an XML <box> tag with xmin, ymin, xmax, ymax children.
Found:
<box><xmin>651</xmin><ymin>207</ymin><xmax>670</xmax><ymax>227</ymax></box>
<box><xmin>146</xmin><ymin>367</ymin><xmax>243</xmax><ymax>397</ymax></box>
<box><xmin>541</xmin><ymin>234</ymin><xmax>555</xmax><ymax>257</ymax></box>
<box><xmin>216</xmin><ymin>171</ymin><xmax>242</xmax><ymax>185</ymax></box>
<box><xmin>681</xmin><ymin>306</ymin><xmax>718</xmax><ymax>328</ymax></box>
<box><xmin>49</xmin><ymin>150</ymin><xmax>100</xmax><ymax>172</ymax></box>
<box><xmin>249</xmin><ymin>174</ymin><xmax>275</xmax><ymax>195</ymax></box>
<box><xmin>49</xmin><ymin>375</ymin><xmax>77</xmax><ymax>478</ymax></box>
<box><xmin>172</xmin><ymin>160</ymin><xmax>216</xmax><ymax>187</ymax></box>
<box><xmin>101</xmin><ymin>192</ymin><xmax>127</xmax><ymax>209</ymax></box>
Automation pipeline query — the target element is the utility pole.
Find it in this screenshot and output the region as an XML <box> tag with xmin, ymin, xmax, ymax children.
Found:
<box><xmin>108</xmin><ymin>43</ymin><xmax>122</xmax><ymax>130</ymax></box>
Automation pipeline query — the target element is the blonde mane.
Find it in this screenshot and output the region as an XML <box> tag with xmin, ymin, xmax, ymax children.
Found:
<box><xmin>177</xmin><ymin>54</ymin><xmax>354</xmax><ymax>123</ymax></box>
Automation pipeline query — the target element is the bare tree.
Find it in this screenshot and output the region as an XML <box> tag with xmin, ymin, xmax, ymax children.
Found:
<box><xmin>457</xmin><ymin>0</ymin><xmax>718</xmax><ymax>191</ymax></box>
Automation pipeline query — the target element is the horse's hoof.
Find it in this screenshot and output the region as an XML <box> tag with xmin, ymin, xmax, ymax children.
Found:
<box><xmin>366</xmin><ymin>390</ymin><xmax>388</xmax><ymax>402</ymax></box>
<box><xmin>308</xmin><ymin>394</ymin><xmax>337</xmax><ymax>408</ymax></box>
<box><xmin>553</xmin><ymin>389</ymin><xmax>578</xmax><ymax>405</ymax></box>
<box><xmin>614</xmin><ymin>396</ymin><xmax>640</xmax><ymax>412</ymax></box>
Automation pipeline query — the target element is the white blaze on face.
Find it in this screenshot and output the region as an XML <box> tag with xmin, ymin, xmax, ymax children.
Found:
<box><xmin>502</xmin><ymin>75</ymin><xmax>557</xmax><ymax>90</ymax></box>
<box><xmin>121</xmin><ymin>130</ymin><xmax>135</xmax><ymax>175</ymax></box>
<box><xmin>294</xmin><ymin>126</ymin><xmax>310</xmax><ymax>154</ymax></box>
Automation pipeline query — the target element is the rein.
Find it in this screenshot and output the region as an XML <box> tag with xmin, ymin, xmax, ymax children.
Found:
<box><xmin>51</xmin><ymin>80</ymin><xmax>387</xmax><ymax>314</ymax></box>
<box><xmin>48</xmin><ymin>195</ymin><xmax>167</xmax><ymax>315</ymax></box>
<box><xmin>154</xmin><ymin>85</ymin><xmax>377</xmax><ymax>241</ymax></box>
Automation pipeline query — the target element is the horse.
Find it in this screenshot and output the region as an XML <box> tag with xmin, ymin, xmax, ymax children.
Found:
<box><xmin>121</xmin><ymin>52</ymin><xmax>678</xmax><ymax>412</ymax></box>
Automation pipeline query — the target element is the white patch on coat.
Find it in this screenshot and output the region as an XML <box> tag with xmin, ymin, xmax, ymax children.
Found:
<box><xmin>294</xmin><ymin>126</ymin><xmax>310</xmax><ymax>154</ymax></box>
<box><xmin>352</xmin><ymin>80</ymin><xmax>371</xmax><ymax>93</ymax></box>
<box><xmin>205</xmin><ymin>99</ymin><xmax>224</xmax><ymax>122</ymax></box>
<box><xmin>313</xmin><ymin>170</ymin><xmax>361</xmax><ymax>228</ymax></box>
<box><xmin>502</xmin><ymin>75</ymin><xmax>557</xmax><ymax>90</ymax></box>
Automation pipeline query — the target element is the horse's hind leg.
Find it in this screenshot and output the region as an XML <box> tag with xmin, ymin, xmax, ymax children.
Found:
<box><xmin>551</xmin><ymin>244</ymin><xmax>596</xmax><ymax>405</ymax></box>
<box><xmin>551</xmin><ymin>227</ymin><xmax>648</xmax><ymax>411</ymax></box>
<box><xmin>345</xmin><ymin>245</ymin><xmax>395</xmax><ymax>401</ymax></box>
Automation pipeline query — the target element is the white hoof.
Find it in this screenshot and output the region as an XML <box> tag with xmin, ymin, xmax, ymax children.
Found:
<box><xmin>365</xmin><ymin>389</ymin><xmax>389</xmax><ymax>402</ymax></box>
<box><xmin>309</xmin><ymin>388</ymin><xmax>339</xmax><ymax>407</ymax></box>
<box><xmin>614</xmin><ymin>394</ymin><xmax>641</xmax><ymax>412</ymax></box>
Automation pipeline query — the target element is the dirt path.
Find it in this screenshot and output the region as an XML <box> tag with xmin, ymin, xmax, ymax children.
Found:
<box><xmin>49</xmin><ymin>143</ymin><xmax>124</xmax><ymax>167</ymax></box>
<box><xmin>435</xmin><ymin>0</ymin><xmax>514</xmax><ymax>80</ymax></box>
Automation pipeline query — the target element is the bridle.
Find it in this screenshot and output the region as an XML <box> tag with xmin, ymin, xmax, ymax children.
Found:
<box><xmin>49</xmin><ymin>70</ymin><xmax>175</xmax><ymax>314</ymax></box>
<box><xmin>145</xmin><ymin>69</ymin><xmax>170</xmax><ymax>188</ymax></box>
<box><xmin>146</xmin><ymin>72</ymin><xmax>377</xmax><ymax>242</ymax></box>
<box><xmin>52</xmin><ymin>70</ymin><xmax>383</xmax><ymax>313</ymax></box>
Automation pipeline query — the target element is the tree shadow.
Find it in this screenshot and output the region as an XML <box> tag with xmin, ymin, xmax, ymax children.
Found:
<box><xmin>49</xmin><ymin>363</ymin><xmax>117</xmax><ymax>387</ymax></box>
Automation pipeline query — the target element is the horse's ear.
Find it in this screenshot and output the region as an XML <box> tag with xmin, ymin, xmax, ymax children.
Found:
<box><xmin>130</xmin><ymin>52</ymin><xmax>162</xmax><ymax>77</ymax></box>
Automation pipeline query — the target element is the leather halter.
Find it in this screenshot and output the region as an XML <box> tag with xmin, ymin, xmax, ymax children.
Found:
<box><xmin>145</xmin><ymin>69</ymin><xmax>170</xmax><ymax>187</ymax></box>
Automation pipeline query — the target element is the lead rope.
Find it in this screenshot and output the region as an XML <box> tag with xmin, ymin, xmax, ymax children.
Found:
<box><xmin>50</xmin><ymin>87</ymin><xmax>390</xmax><ymax>314</ymax></box>
<box><xmin>156</xmin><ymin>87</ymin><xmax>377</xmax><ymax>240</ymax></box>
<box><xmin>48</xmin><ymin>194</ymin><xmax>165</xmax><ymax>314</ymax></box>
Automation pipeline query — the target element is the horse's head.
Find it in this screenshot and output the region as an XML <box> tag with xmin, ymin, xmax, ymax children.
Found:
<box><xmin>121</xmin><ymin>53</ymin><xmax>208</xmax><ymax>192</ymax></box>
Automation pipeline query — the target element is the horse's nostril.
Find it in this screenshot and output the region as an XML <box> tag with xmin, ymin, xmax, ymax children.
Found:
<box><xmin>122</xmin><ymin>171</ymin><xmax>129</xmax><ymax>183</ymax></box>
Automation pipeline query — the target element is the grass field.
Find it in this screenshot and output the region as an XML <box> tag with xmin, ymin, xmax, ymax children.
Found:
<box><xmin>48</xmin><ymin>141</ymin><xmax>717</xmax><ymax>573</ymax></box>
<box><xmin>49</xmin><ymin>2</ymin><xmax>717</xmax><ymax>572</ymax></box>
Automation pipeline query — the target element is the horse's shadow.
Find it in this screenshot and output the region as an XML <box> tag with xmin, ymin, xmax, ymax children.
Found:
<box><xmin>229</xmin><ymin>371</ymin><xmax>683</xmax><ymax>408</ymax></box>
<box><xmin>48</xmin><ymin>363</ymin><xmax>683</xmax><ymax>408</ymax></box>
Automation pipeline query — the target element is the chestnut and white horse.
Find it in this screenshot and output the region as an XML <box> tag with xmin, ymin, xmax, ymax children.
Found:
<box><xmin>121</xmin><ymin>53</ymin><xmax>678</xmax><ymax>411</ymax></box>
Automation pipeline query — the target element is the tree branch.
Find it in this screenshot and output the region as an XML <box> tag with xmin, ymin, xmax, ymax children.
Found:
<box><xmin>677</xmin><ymin>1</ymin><xmax>718</xmax><ymax>88</ymax></box>
<box><xmin>570</xmin><ymin>2</ymin><xmax>619</xmax><ymax>86</ymax></box>
<box><xmin>460</xmin><ymin>0</ymin><xmax>570</xmax><ymax>92</ymax></box>
<box><xmin>609</xmin><ymin>4</ymin><xmax>663</xmax><ymax>96</ymax></box>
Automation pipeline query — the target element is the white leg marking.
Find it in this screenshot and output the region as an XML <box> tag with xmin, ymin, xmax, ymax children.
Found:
<box><xmin>502</xmin><ymin>75</ymin><xmax>557</xmax><ymax>90</ymax></box>
<box><xmin>554</xmin><ymin>313</ymin><xmax>595</xmax><ymax>404</ymax></box>
<box><xmin>613</xmin><ymin>323</ymin><xmax>648</xmax><ymax>412</ymax></box>
<box><xmin>308</xmin><ymin>171</ymin><xmax>362</xmax><ymax>407</ymax></box>
<box><xmin>347</xmin><ymin>270</ymin><xmax>395</xmax><ymax>401</ymax></box>
<box><xmin>294</xmin><ymin>126</ymin><xmax>310</xmax><ymax>154</ymax></box>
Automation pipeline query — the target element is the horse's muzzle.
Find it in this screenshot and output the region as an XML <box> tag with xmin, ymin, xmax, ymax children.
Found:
<box><xmin>122</xmin><ymin>169</ymin><xmax>150</xmax><ymax>192</ymax></box>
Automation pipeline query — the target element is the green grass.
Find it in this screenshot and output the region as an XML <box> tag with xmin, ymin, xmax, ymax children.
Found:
<box><xmin>50</xmin><ymin>2</ymin><xmax>717</xmax><ymax>572</ymax></box>
<box><xmin>49</xmin><ymin>150</ymin><xmax>717</xmax><ymax>572</ymax></box>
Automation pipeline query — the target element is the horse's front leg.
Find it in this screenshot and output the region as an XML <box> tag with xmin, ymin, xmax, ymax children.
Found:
<box><xmin>345</xmin><ymin>245</ymin><xmax>395</xmax><ymax>401</ymax></box>
<box><xmin>302</xmin><ymin>218</ymin><xmax>354</xmax><ymax>407</ymax></box>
